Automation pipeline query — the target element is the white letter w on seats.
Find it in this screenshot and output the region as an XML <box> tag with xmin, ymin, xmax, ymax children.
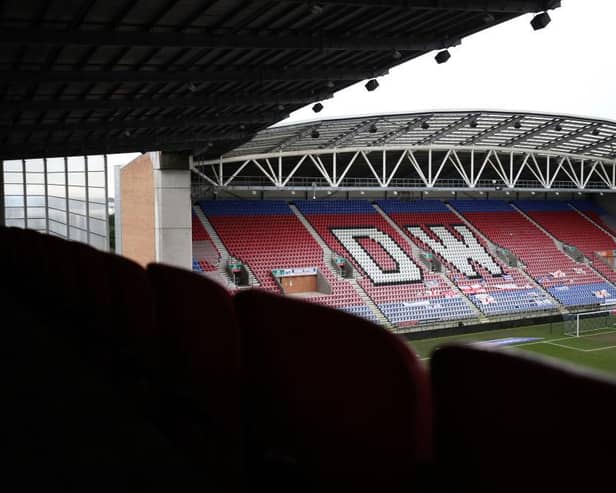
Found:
<box><xmin>407</xmin><ymin>225</ymin><xmax>502</xmax><ymax>278</ymax></box>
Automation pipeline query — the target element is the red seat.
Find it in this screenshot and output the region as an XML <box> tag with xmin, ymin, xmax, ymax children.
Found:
<box><xmin>431</xmin><ymin>344</ymin><xmax>616</xmax><ymax>491</ymax></box>
<box><xmin>234</xmin><ymin>289</ymin><xmax>432</xmax><ymax>491</ymax></box>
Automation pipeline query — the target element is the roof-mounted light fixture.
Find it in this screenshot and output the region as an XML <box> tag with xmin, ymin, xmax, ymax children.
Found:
<box><xmin>531</xmin><ymin>11</ymin><xmax>551</xmax><ymax>31</ymax></box>
<box><xmin>365</xmin><ymin>79</ymin><xmax>379</xmax><ymax>92</ymax></box>
<box><xmin>435</xmin><ymin>50</ymin><xmax>451</xmax><ymax>64</ymax></box>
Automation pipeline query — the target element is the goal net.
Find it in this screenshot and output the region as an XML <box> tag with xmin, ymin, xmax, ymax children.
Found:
<box><xmin>563</xmin><ymin>309</ymin><xmax>616</xmax><ymax>337</ymax></box>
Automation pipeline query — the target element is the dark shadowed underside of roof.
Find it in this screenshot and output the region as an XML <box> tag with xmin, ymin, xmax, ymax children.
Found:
<box><xmin>0</xmin><ymin>0</ymin><xmax>560</xmax><ymax>160</ymax></box>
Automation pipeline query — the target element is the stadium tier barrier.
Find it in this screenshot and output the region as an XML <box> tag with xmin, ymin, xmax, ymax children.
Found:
<box><xmin>4</xmin><ymin>225</ymin><xmax>616</xmax><ymax>491</ymax></box>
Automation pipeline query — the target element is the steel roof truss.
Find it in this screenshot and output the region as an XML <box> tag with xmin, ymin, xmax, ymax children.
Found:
<box><xmin>335</xmin><ymin>151</ymin><xmax>361</xmax><ymax>186</ymax></box>
<box><xmin>251</xmin><ymin>159</ymin><xmax>279</xmax><ymax>186</ymax></box>
<box><xmin>360</xmin><ymin>151</ymin><xmax>385</xmax><ymax>187</ymax></box>
<box><xmin>429</xmin><ymin>149</ymin><xmax>452</xmax><ymax>187</ymax></box>
<box><xmin>406</xmin><ymin>150</ymin><xmax>430</xmax><ymax>187</ymax></box>
<box><xmin>308</xmin><ymin>154</ymin><xmax>334</xmax><ymax>186</ymax></box>
<box><xmin>282</xmin><ymin>154</ymin><xmax>310</xmax><ymax>187</ymax></box>
<box><xmin>385</xmin><ymin>150</ymin><xmax>408</xmax><ymax>186</ymax></box>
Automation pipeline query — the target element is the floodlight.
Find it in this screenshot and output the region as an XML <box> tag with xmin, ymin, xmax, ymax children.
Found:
<box><xmin>531</xmin><ymin>11</ymin><xmax>551</xmax><ymax>31</ymax></box>
<box><xmin>514</xmin><ymin>121</ymin><xmax>522</xmax><ymax>129</ymax></box>
<box><xmin>187</xmin><ymin>82</ymin><xmax>198</xmax><ymax>92</ymax></box>
<box><xmin>277</xmin><ymin>104</ymin><xmax>285</xmax><ymax>111</ymax></box>
<box><xmin>555</xmin><ymin>123</ymin><xmax>563</xmax><ymax>131</ymax></box>
<box><xmin>469</xmin><ymin>118</ymin><xmax>478</xmax><ymax>128</ymax></box>
<box><xmin>435</xmin><ymin>50</ymin><xmax>451</xmax><ymax>64</ymax></box>
<box><xmin>421</xmin><ymin>121</ymin><xmax>430</xmax><ymax>130</ymax></box>
<box><xmin>369</xmin><ymin>123</ymin><xmax>378</xmax><ymax>133</ymax></box>
<box><xmin>365</xmin><ymin>79</ymin><xmax>379</xmax><ymax>92</ymax></box>
<box><xmin>392</xmin><ymin>49</ymin><xmax>402</xmax><ymax>60</ymax></box>
<box><xmin>311</xmin><ymin>129</ymin><xmax>320</xmax><ymax>138</ymax></box>
<box><xmin>326</xmin><ymin>80</ymin><xmax>335</xmax><ymax>88</ymax></box>
<box><xmin>593</xmin><ymin>127</ymin><xmax>601</xmax><ymax>136</ymax></box>
<box><xmin>310</xmin><ymin>4</ymin><xmax>323</xmax><ymax>15</ymax></box>
<box><xmin>312</xmin><ymin>103</ymin><xmax>324</xmax><ymax>113</ymax></box>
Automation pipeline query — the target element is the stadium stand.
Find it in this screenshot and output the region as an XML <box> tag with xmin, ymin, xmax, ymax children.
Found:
<box><xmin>515</xmin><ymin>200</ymin><xmax>616</xmax><ymax>286</ymax></box>
<box><xmin>514</xmin><ymin>200</ymin><xmax>616</xmax><ymax>304</ymax></box>
<box><xmin>294</xmin><ymin>200</ymin><xmax>475</xmax><ymax>326</ymax></box>
<box><xmin>572</xmin><ymin>199</ymin><xmax>616</xmax><ymax>237</ymax></box>
<box><xmin>452</xmin><ymin>200</ymin><xmax>616</xmax><ymax>307</ymax></box>
<box><xmin>377</xmin><ymin>200</ymin><xmax>554</xmax><ymax>316</ymax></box>
<box><xmin>198</xmin><ymin>200</ymin><xmax>376</xmax><ymax>322</ymax></box>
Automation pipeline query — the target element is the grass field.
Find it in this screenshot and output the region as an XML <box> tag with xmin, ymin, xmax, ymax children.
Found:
<box><xmin>408</xmin><ymin>321</ymin><xmax>616</xmax><ymax>377</ymax></box>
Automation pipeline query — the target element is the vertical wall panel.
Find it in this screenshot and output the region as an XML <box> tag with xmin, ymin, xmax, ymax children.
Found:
<box><xmin>2</xmin><ymin>155</ymin><xmax>109</xmax><ymax>250</ymax></box>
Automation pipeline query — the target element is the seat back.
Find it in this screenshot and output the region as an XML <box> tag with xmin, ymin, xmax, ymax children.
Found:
<box><xmin>235</xmin><ymin>289</ymin><xmax>432</xmax><ymax>491</ymax></box>
<box><xmin>147</xmin><ymin>264</ymin><xmax>243</xmax><ymax>487</ymax></box>
<box><xmin>431</xmin><ymin>344</ymin><xmax>616</xmax><ymax>491</ymax></box>
<box><xmin>0</xmin><ymin>227</ymin><xmax>205</xmax><ymax>491</ymax></box>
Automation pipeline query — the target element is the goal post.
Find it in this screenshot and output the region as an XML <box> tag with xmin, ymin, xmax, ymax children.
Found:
<box><xmin>563</xmin><ymin>309</ymin><xmax>616</xmax><ymax>337</ymax></box>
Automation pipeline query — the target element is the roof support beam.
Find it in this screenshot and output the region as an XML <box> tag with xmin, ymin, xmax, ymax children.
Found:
<box><xmin>266</xmin><ymin>124</ymin><xmax>322</xmax><ymax>153</ymax></box>
<box><xmin>0</xmin><ymin>91</ymin><xmax>333</xmax><ymax>113</ymax></box>
<box><xmin>369</xmin><ymin>116</ymin><xmax>431</xmax><ymax>146</ymax></box>
<box><xmin>1</xmin><ymin>112</ymin><xmax>287</xmax><ymax>134</ymax></box>
<box><xmin>0</xmin><ymin>28</ymin><xmax>461</xmax><ymax>52</ymax></box>
<box><xmin>501</xmin><ymin>118</ymin><xmax>564</xmax><ymax>147</ymax></box>
<box><xmin>0</xmin><ymin>68</ymin><xmax>387</xmax><ymax>83</ymax></box>
<box><xmin>0</xmin><ymin>132</ymin><xmax>253</xmax><ymax>160</ymax></box>
<box><xmin>459</xmin><ymin>115</ymin><xmax>523</xmax><ymax>145</ymax></box>
<box><xmin>537</xmin><ymin>122</ymin><xmax>601</xmax><ymax>150</ymax></box>
<box><xmin>269</xmin><ymin>0</ymin><xmax>560</xmax><ymax>13</ymax></box>
<box><xmin>321</xmin><ymin>118</ymin><xmax>381</xmax><ymax>149</ymax></box>
<box><xmin>577</xmin><ymin>135</ymin><xmax>616</xmax><ymax>156</ymax></box>
<box><xmin>416</xmin><ymin>114</ymin><xmax>478</xmax><ymax>145</ymax></box>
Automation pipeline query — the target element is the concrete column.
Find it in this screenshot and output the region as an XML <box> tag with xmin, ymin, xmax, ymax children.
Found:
<box><xmin>151</xmin><ymin>151</ymin><xmax>192</xmax><ymax>270</ymax></box>
<box><xmin>0</xmin><ymin>160</ymin><xmax>4</xmax><ymax>227</ymax></box>
<box><xmin>114</xmin><ymin>164</ymin><xmax>123</xmax><ymax>254</ymax></box>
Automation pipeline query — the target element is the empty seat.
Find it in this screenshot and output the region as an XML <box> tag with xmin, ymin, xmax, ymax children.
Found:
<box><xmin>431</xmin><ymin>343</ymin><xmax>616</xmax><ymax>491</ymax></box>
<box><xmin>235</xmin><ymin>289</ymin><xmax>432</xmax><ymax>491</ymax></box>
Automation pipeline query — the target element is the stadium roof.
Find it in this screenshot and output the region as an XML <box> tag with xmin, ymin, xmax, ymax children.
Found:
<box><xmin>0</xmin><ymin>0</ymin><xmax>560</xmax><ymax>160</ymax></box>
<box><xmin>223</xmin><ymin>110</ymin><xmax>616</xmax><ymax>160</ymax></box>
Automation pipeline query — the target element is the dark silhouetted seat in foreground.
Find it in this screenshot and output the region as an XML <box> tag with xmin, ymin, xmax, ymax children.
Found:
<box><xmin>431</xmin><ymin>344</ymin><xmax>616</xmax><ymax>492</ymax></box>
<box><xmin>235</xmin><ymin>289</ymin><xmax>432</xmax><ymax>492</ymax></box>
<box><xmin>5</xmin><ymin>225</ymin><xmax>616</xmax><ymax>492</ymax></box>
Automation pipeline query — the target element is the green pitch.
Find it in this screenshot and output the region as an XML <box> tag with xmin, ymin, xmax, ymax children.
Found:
<box><xmin>408</xmin><ymin>322</ymin><xmax>616</xmax><ymax>377</ymax></box>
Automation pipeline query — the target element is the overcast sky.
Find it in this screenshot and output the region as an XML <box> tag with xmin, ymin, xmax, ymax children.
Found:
<box><xmin>108</xmin><ymin>0</ymin><xmax>615</xmax><ymax>196</ymax></box>
<box><xmin>280</xmin><ymin>0</ymin><xmax>616</xmax><ymax>125</ymax></box>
